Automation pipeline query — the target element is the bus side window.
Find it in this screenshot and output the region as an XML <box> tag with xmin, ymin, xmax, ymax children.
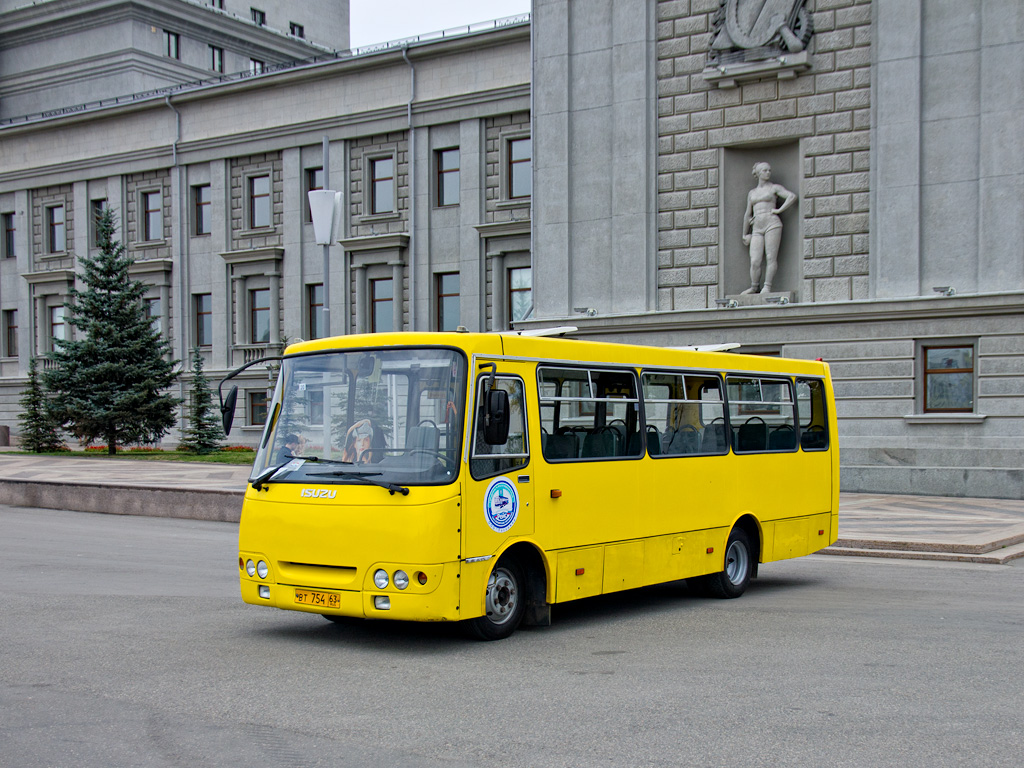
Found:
<box><xmin>796</xmin><ymin>378</ymin><xmax>829</xmax><ymax>451</ymax></box>
<box><xmin>470</xmin><ymin>376</ymin><xmax>529</xmax><ymax>480</ymax></box>
<box><xmin>727</xmin><ymin>376</ymin><xmax>797</xmax><ymax>453</ymax></box>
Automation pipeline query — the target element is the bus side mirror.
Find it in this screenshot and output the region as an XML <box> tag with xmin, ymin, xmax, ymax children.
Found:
<box><xmin>221</xmin><ymin>385</ymin><xmax>238</xmax><ymax>436</ymax></box>
<box><xmin>483</xmin><ymin>389</ymin><xmax>510</xmax><ymax>445</ymax></box>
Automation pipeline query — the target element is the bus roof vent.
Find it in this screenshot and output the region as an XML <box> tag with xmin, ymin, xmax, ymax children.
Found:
<box><xmin>513</xmin><ymin>326</ymin><xmax>579</xmax><ymax>338</ymax></box>
<box><xmin>667</xmin><ymin>343</ymin><xmax>741</xmax><ymax>352</ymax></box>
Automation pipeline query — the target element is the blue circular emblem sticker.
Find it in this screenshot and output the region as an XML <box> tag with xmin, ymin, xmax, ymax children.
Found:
<box><xmin>483</xmin><ymin>477</ymin><xmax>519</xmax><ymax>533</ymax></box>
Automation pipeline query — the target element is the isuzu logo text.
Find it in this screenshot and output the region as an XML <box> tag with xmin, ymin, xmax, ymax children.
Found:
<box><xmin>300</xmin><ymin>488</ymin><xmax>337</xmax><ymax>499</ymax></box>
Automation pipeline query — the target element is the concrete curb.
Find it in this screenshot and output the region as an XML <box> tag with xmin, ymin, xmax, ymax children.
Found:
<box><xmin>0</xmin><ymin>479</ymin><xmax>243</xmax><ymax>523</ymax></box>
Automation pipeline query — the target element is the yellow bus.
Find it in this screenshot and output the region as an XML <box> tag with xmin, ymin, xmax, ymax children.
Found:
<box><xmin>222</xmin><ymin>330</ymin><xmax>838</xmax><ymax>640</ymax></box>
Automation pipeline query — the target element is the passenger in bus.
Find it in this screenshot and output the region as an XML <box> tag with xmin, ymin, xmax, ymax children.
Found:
<box><xmin>277</xmin><ymin>433</ymin><xmax>301</xmax><ymax>463</ymax></box>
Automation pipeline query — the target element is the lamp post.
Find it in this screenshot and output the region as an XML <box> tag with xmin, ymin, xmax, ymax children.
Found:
<box><xmin>308</xmin><ymin>145</ymin><xmax>342</xmax><ymax>338</ymax></box>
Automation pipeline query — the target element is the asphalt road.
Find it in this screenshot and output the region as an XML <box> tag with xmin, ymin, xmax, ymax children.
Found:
<box><xmin>2</xmin><ymin>505</ymin><xmax>1021</xmax><ymax>768</ymax></box>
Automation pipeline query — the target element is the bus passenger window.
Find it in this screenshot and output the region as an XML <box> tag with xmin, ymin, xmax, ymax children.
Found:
<box><xmin>726</xmin><ymin>376</ymin><xmax>796</xmax><ymax>453</ymax></box>
<box><xmin>470</xmin><ymin>376</ymin><xmax>529</xmax><ymax>480</ymax></box>
<box><xmin>539</xmin><ymin>366</ymin><xmax>641</xmax><ymax>461</ymax></box>
<box><xmin>796</xmin><ymin>378</ymin><xmax>829</xmax><ymax>450</ymax></box>
<box><xmin>642</xmin><ymin>372</ymin><xmax>727</xmax><ymax>457</ymax></box>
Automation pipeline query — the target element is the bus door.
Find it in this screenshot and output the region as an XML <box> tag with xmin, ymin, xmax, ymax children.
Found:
<box><xmin>462</xmin><ymin>364</ymin><xmax>536</xmax><ymax>566</ymax></box>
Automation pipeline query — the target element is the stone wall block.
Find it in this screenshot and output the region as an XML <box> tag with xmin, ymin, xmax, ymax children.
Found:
<box><xmin>805</xmin><ymin>176</ymin><xmax>835</xmax><ymax>198</ymax></box>
<box><xmin>709</xmin><ymin>88</ymin><xmax>743</xmax><ymax>108</ymax></box>
<box><xmin>812</xmin><ymin>11</ymin><xmax>836</xmax><ymax>33</ymax></box>
<box><xmin>674</xmin><ymin>16</ymin><xmax>708</xmax><ymax>36</ymax></box>
<box><xmin>660</xmin><ymin>227</ymin><xmax>690</xmax><ymax>247</ymax></box>
<box><xmin>816</xmin><ymin>112</ymin><xmax>854</xmax><ymax>133</ymax></box>
<box><xmin>760</xmin><ymin>99</ymin><xmax>797</xmax><ymax>121</ymax></box>
<box><xmin>851</xmin><ymin>276</ymin><xmax>869</xmax><ymax>299</ymax></box>
<box><xmin>804</xmin><ymin>216</ymin><xmax>834</xmax><ymax>237</ymax></box>
<box><xmin>852</xmin><ymin>150</ymin><xmax>870</xmax><ymax>171</ymax></box>
<box><xmin>778</xmin><ymin>76</ymin><xmax>816</xmax><ymax>98</ymax></box>
<box><xmin>674</xmin><ymin>92</ymin><xmax>708</xmax><ymax>113</ymax></box>
<box><xmin>851</xmin><ymin>192</ymin><xmax>869</xmax><ymax>212</ymax></box>
<box><xmin>690</xmin><ymin>188</ymin><xmax>718</xmax><ymax>206</ymax></box>
<box><xmin>690</xmin><ymin>149</ymin><xmax>718</xmax><ymax>168</ymax></box>
<box><xmin>689</xmin><ymin>227</ymin><xmax>718</xmax><ymax>246</ymax></box>
<box><xmin>835</xmin><ymin>130</ymin><xmax>870</xmax><ymax>152</ymax></box>
<box><xmin>673</xmin><ymin>286</ymin><xmax>708</xmax><ymax>309</ymax></box>
<box><xmin>815</xmin><ymin>195</ymin><xmax>853</xmax><ymax>215</ymax></box>
<box><xmin>658</xmin><ymin>249</ymin><xmax>674</xmax><ymax>267</ymax></box>
<box><xmin>798</xmin><ymin>94</ymin><xmax>836</xmax><ymax>116</ymax></box>
<box><xmin>659</xmin><ymin>267</ymin><xmax>690</xmax><ymax>287</ymax></box>
<box><xmin>814</xmin><ymin>235</ymin><xmax>853</xmax><ymax>257</ymax></box>
<box><xmin>836</xmin><ymin>46</ymin><xmax>871</xmax><ymax>70</ymax></box>
<box><xmin>674</xmin><ymin>247</ymin><xmax>708</xmax><ymax>267</ymax></box>
<box><xmin>673</xmin><ymin>170</ymin><xmax>707</xmax><ymax>189</ymax></box>
<box><xmin>816</xmin><ymin>153</ymin><xmax>852</xmax><ymax>175</ymax></box>
<box><xmin>816</xmin><ymin>29</ymin><xmax>855</xmax><ymax>52</ymax></box>
<box><xmin>816</xmin><ymin>70</ymin><xmax>854</xmax><ymax>93</ymax></box>
<box><xmin>657</xmin><ymin>0</ymin><xmax>690</xmax><ymax>21</ymax></box>
<box><xmin>673</xmin><ymin>208</ymin><xmax>707</xmax><ymax>227</ymax></box>
<box><xmin>834</xmin><ymin>172</ymin><xmax>869</xmax><ymax>194</ymax></box>
<box><xmin>723</xmin><ymin>105</ymin><xmax>759</xmax><ymax>125</ymax></box>
<box><xmin>814</xmin><ymin>276</ymin><xmax>852</xmax><ymax>301</ymax></box>
<box><xmin>834</xmin><ymin>254</ymin><xmax>869</xmax><ymax>275</ymax></box>
<box><xmin>658</xmin><ymin>288</ymin><xmax>674</xmax><ymax>310</ymax></box>
<box><xmin>741</xmin><ymin>80</ymin><xmax>778</xmax><ymax>102</ymax></box>
<box><xmin>690</xmin><ymin>110</ymin><xmax>724</xmax><ymax>129</ymax></box>
<box><xmin>689</xmin><ymin>265</ymin><xmax>718</xmax><ymax>284</ymax></box>
<box><xmin>804</xmin><ymin>256</ymin><xmax>834</xmax><ymax>277</ymax></box>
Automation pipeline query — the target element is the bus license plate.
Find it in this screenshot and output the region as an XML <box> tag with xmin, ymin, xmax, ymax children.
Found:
<box><xmin>294</xmin><ymin>589</ymin><xmax>341</xmax><ymax>609</ymax></box>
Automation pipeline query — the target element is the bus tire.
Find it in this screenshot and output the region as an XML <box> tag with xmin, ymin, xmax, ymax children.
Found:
<box><xmin>466</xmin><ymin>556</ymin><xmax>525</xmax><ymax>641</ymax></box>
<box><xmin>699</xmin><ymin>527</ymin><xmax>753</xmax><ymax>599</ymax></box>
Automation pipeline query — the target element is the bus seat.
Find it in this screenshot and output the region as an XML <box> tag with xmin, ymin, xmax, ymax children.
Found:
<box><xmin>407</xmin><ymin>424</ymin><xmax>439</xmax><ymax>453</ymax></box>
<box><xmin>663</xmin><ymin>425</ymin><xmax>700</xmax><ymax>456</ymax></box>
<box><xmin>737</xmin><ymin>418</ymin><xmax>767</xmax><ymax>452</ymax></box>
<box><xmin>581</xmin><ymin>429</ymin><xmax>616</xmax><ymax>458</ymax></box>
<box><xmin>701</xmin><ymin>421</ymin><xmax>728</xmax><ymax>453</ymax></box>
<box><xmin>645</xmin><ymin>426</ymin><xmax>661</xmax><ymax>456</ymax></box>
<box><xmin>769</xmin><ymin>424</ymin><xmax>796</xmax><ymax>450</ymax></box>
<box><xmin>544</xmin><ymin>433</ymin><xmax>577</xmax><ymax>460</ymax></box>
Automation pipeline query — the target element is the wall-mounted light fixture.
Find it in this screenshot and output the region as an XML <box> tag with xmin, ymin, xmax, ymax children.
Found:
<box><xmin>764</xmin><ymin>296</ymin><xmax>790</xmax><ymax>305</ymax></box>
<box><xmin>573</xmin><ymin>307</ymin><xmax>598</xmax><ymax>317</ymax></box>
<box><xmin>714</xmin><ymin>298</ymin><xmax>738</xmax><ymax>308</ymax></box>
<box><xmin>932</xmin><ymin>286</ymin><xmax>956</xmax><ymax>297</ymax></box>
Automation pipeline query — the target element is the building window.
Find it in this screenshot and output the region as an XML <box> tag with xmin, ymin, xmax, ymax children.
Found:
<box><xmin>250</xmin><ymin>59</ymin><xmax>265</xmax><ymax>75</ymax></box>
<box><xmin>195</xmin><ymin>293</ymin><xmax>212</xmax><ymax>347</ymax></box>
<box><xmin>164</xmin><ymin>31</ymin><xmax>180</xmax><ymax>59</ymax></box>
<box><xmin>508</xmin><ymin>266</ymin><xmax>532</xmax><ymax>323</ymax></box>
<box><xmin>2</xmin><ymin>213</ymin><xmax>14</xmax><ymax>259</ymax></box>
<box><xmin>370</xmin><ymin>157</ymin><xmax>395</xmax><ymax>214</ymax></box>
<box><xmin>436</xmin><ymin>148</ymin><xmax>459</xmax><ymax>207</ymax></box>
<box><xmin>251</xmin><ymin>8</ymin><xmax>266</xmax><ymax>26</ymax></box>
<box><xmin>249</xmin><ymin>175</ymin><xmax>271</xmax><ymax>229</ymax></box>
<box><xmin>210</xmin><ymin>45</ymin><xmax>224</xmax><ymax>73</ymax></box>
<box><xmin>508</xmin><ymin>137</ymin><xmax>532</xmax><ymax>199</ymax></box>
<box><xmin>46</xmin><ymin>205</ymin><xmax>66</xmax><ymax>253</ymax></box>
<box><xmin>308</xmin><ymin>283</ymin><xmax>324</xmax><ymax>339</ymax></box>
<box><xmin>436</xmin><ymin>273</ymin><xmax>459</xmax><ymax>331</ymax></box>
<box><xmin>144</xmin><ymin>297</ymin><xmax>161</xmax><ymax>334</ymax></box>
<box><xmin>248</xmin><ymin>391</ymin><xmax>268</xmax><ymax>425</ymax></box>
<box><xmin>141</xmin><ymin>191</ymin><xmax>162</xmax><ymax>241</ymax></box>
<box><xmin>49</xmin><ymin>305</ymin><xmax>65</xmax><ymax>351</ymax></box>
<box><xmin>90</xmin><ymin>199</ymin><xmax>107</xmax><ymax>247</ymax></box>
<box><xmin>290</xmin><ymin>22</ymin><xmax>304</xmax><ymax>38</ymax></box>
<box><xmin>193</xmin><ymin>184</ymin><xmax>211</xmax><ymax>236</ymax></box>
<box><xmin>3</xmin><ymin>309</ymin><xmax>17</xmax><ymax>357</ymax></box>
<box><xmin>371</xmin><ymin>278</ymin><xmax>393</xmax><ymax>333</ymax></box>
<box><xmin>250</xmin><ymin>288</ymin><xmax>270</xmax><ymax>343</ymax></box>
<box><xmin>305</xmin><ymin>167</ymin><xmax>323</xmax><ymax>222</ymax></box>
<box><xmin>923</xmin><ymin>345</ymin><xmax>975</xmax><ymax>413</ymax></box>
<box><xmin>209</xmin><ymin>0</ymin><xmax>225</xmax><ymax>8</ymax></box>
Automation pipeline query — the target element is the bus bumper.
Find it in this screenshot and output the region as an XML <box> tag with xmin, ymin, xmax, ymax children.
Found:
<box><xmin>239</xmin><ymin>560</ymin><xmax>463</xmax><ymax>622</ymax></box>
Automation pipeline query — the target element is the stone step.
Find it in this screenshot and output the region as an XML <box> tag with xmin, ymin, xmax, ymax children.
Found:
<box><xmin>821</xmin><ymin>540</ymin><xmax>1024</xmax><ymax>565</ymax></box>
<box><xmin>833</xmin><ymin>525</ymin><xmax>1024</xmax><ymax>556</ymax></box>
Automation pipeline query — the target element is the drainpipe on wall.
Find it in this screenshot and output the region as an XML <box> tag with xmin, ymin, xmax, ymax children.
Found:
<box><xmin>166</xmin><ymin>96</ymin><xmax>188</xmax><ymax>433</ymax></box>
<box><xmin>402</xmin><ymin>44</ymin><xmax>416</xmax><ymax>331</ymax></box>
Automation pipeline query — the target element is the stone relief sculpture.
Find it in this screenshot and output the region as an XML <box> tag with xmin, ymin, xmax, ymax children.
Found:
<box><xmin>741</xmin><ymin>162</ymin><xmax>797</xmax><ymax>295</ymax></box>
<box><xmin>708</xmin><ymin>0</ymin><xmax>813</xmax><ymax>64</ymax></box>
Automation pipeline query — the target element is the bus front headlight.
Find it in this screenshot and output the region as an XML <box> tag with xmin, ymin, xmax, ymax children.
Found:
<box><xmin>393</xmin><ymin>570</ymin><xmax>409</xmax><ymax>590</ymax></box>
<box><xmin>246</xmin><ymin>559</ymin><xmax>256</xmax><ymax>577</ymax></box>
<box><xmin>256</xmin><ymin>560</ymin><xmax>269</xmax><ymax>579</ymax></box>
<box><xmin>373</xmin><ymin>569</ymin><xmax>389</xmax><ymax>589</ymax></box>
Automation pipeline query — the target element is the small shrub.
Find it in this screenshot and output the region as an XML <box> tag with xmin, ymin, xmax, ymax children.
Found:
<box><xmin>221</xmin><ymin>445</ymin><xmax>255</xmax><ymax>452</ymax></box>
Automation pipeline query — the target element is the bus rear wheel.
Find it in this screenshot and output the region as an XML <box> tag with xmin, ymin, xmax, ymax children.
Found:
<box><xmin>467</xmin><ymin>557</ymin><xmax>525</xmax><ymax>641</ymax></box>
<box><xmin>698</xmin><ymin>527</ymin><xmax>753</xmax><ymax>599</ymax></box>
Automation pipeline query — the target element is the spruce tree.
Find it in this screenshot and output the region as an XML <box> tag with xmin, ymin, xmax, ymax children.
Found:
<box><xmin>18</xmin><ymin>357</ymin><xmax>65</xmax><ymax>453</ymax></box>
<box><xmin>43</xmin><ymin>209</ymin><xmax>180</xmax><ymax>455</ymax></box>
<box><xmin>180</xmin><ymin>347</ymin><xmax>224</xmax><ymax>454</ymax></box>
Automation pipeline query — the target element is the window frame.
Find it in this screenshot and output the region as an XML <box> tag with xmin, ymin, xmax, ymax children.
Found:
<box><xmin>194</xmin><ymin>293</ymin><xmax>213</xmax><ymax>347</ymax></box>
<box><xmin>249</xmin><ymin>287</ymin><xmax>271</xmax><ymax>344</ymax></box>
<box><xmin>89</xmin><ymin>199</ymin><xmax>107</xmax><ymax>248</ymax></box>
<box><xmin>641</xmin><ymin>369</ymin><xmax>729</xmax><ymax>458</ymax></box>
<box><xmin>193</xmin><ymin>184</ymin><xmax>212</xmax><ymax>236</ymax></box>
<box><xmin>436</xmin><ymin>272</ymin><xmax>460</xmax><ymax>332</ymax></box>
<box><xmin>48</xmin><ymin>305</ymin><xmax>66</xmax><ymax>351</ymax></box>
<box><xmin>370</xmin><ymin>278</ymin><xmax>394</xmax><ymax>333</ymax></box>
<box><xmin>921</xmin><ymin>343</ymin><xmax>976</xmax><ymax>414</ymax></box>
<box><xmin>251</xmin><ymin>7</ymin><xmax>266</xmax><ymax>26</ymax></box>
<box><xmin>3</xmin><ymin>309</ymin><xmax>18</xmax><ymax>358</ymax></box>
<box><xmin>470</xmin><ymin>374</ymin><xmax>530</xmax><ymax>481</ymax></box>
<box><xmin>46</xmin><ymin>204</ymin><xmax>66</xmax><ymax>254</ymax></box>
<box><xmin>248</xmin><ymin>389</ymin><xmax>269</xmax><ymax>426</ymax></box>
<box><xmin>249</xmin><ymin>59</ymin><xmax>265</xmax><ymax>75</ymax></box>
<box><xmin>307</xmin><ymin>283</ymin><xmax>324</xmax><ymax>340</ymax></box>
<box><xmin>140</xmin><ymin>189</ymin><xmax>163</xmax><ymax>242</ymax></box>
<box><xmin>726</xmin><ymin>375</ymin><xmax>798</xmax><ymax>454</ymax></box>
<box><xmin>305</xmin><ymin>167</ymin><xmax>323</xmax><ymax>222</ymax></box>
<box><xmin>436</xmin><ymin>148</ymin><xmax>460</xmax><ymax>207</ymax></box>
<box><xmin>507</xmin><ymin>265</ymin><xmax>532</xmax><ymax>324</ymax></box>
<box><xmin>369</xmin><ymin>155</ymin><xmax>396</xmax><ymax>215</ymax></box>
<box><xmin>247</xmin><ymin>174</ymin><xmax>272</xmax><ymax>230</ymax></box>
<box><xmin>289</xmin><ymin>22</ymin><xmax>305</xmax><ymax>38</ymax></box>
<box><xmin>209</xmin><ymin>45</ymin><xmax>224</xmax><ymax>73</ymax></box>
<box><xmin>2</xmin><ymin>212</ymin><xmax>15</xmax><ymax>259</ymax></box>
<box><xmin>164</xmin><ymin>30</ymin><xmax>180</xmax><ymax>59</ymax></box>
<box><xmin>506</xmin><ymin>136</ymin><xmax>532</xmax><ymax>200</ymax></box>
<box><xmin>795</xmin><ymin>377</ymin><xmax>830</xmax><ymax>451</ymax></box>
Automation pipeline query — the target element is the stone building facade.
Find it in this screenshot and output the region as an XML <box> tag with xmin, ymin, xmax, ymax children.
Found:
<box><xmin>2</xmin><ymin>0</ymin><xmax>1023</xmax><ymax>499</ymax></box>
<box><xmin>531</xmin><ymin>0</ymin><xmax>1024</xmax><ymax>498</ymax></box>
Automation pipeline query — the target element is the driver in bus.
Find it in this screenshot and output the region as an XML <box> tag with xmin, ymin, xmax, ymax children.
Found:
<box><xmin>277</xmin><ymin>433</ymin><xmax>301</xmax><ymax>463</ymax></box>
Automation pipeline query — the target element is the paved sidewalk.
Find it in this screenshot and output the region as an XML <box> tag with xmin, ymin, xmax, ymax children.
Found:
<box><xmin>1</xmin><ymin>453</ymin><xmax>1022</xmax><ymax>563</ymax></box>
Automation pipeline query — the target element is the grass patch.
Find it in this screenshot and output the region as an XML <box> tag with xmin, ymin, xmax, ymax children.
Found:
<box><xmin>13</xmin><ymin>448</ymin><xmax>257</xmax><ymax>465</ymax></box>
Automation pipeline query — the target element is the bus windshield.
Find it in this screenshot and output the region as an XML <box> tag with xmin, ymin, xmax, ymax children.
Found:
<box><xmin>251</xmin><ymin>347</ymin><xmax>467</xmax><ymax>488</ymax></box>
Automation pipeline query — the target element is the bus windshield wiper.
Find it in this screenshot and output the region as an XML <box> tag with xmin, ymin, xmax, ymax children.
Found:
<box><xmin>308</xmin><ymin>469</ymin><xmax>410</xmax><ymax>496</ymax></box>
<box><xmin>251</xmin><ymin>458</ymin><xmax>305</xmax><ymax>491</ymax></box>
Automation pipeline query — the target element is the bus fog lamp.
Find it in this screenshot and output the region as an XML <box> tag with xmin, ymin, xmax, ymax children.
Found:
<box><xmin>374</xmin><ymin>595</ymin><xmax>391</xmax><ymax>610</ymax></box>
<box><xmin>246</xmin><ymin>559</ymin><xmax>256</xmax><ymax>577</ymax></box>
<box><xmin>393</xmin><ymin>570</ymin><xmax>409</xmax><ymax>590</ymax></box>
<box><xmin>258</xmin><ymin>585</ymin><xmax>270</xmax><ymax>599</ymax></box>
<box><xmin>256</xmin><ymin>560</ymin><xmax>269</xmax><ymax>579</ymax></box>
<box><xmin>373</xmin><ymin>569</ymin><xmax>389</xmax><ymax>589</ymax></box>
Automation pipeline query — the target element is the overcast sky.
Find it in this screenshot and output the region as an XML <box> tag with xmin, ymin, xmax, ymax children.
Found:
<box><xmin>349</xmin><ymin>0</ymin><xmax>531</xmax><ymax>49</ymax></box>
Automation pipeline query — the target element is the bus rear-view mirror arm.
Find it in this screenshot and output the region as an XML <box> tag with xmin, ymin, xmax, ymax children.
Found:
<box><xmin>217</xmin><ymin>356</ymin><xmax>285</xmax><ymax>437</ymax></box>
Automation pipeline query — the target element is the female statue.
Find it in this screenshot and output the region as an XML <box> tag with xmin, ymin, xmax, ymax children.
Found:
<box><xmin>741</xmin><ymin>162</ymin><xmax>797</xmax><ymax>294</ymax></box>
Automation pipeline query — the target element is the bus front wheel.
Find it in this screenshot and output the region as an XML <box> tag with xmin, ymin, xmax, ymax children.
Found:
<box><xmin>467</xmin><ymin>557</ymin><xmax>525</xmax><ymax>641</ymax></box>
<box><xmin>698</xmin><ymin>527</ymin><xmax>753</xmax><ymax>599</ymax></box>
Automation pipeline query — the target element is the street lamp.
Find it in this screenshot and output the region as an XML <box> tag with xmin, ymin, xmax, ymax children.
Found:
<box><xmin>307</xmin><ymin>187</ymin><xmax>343</xmax><ymax>337</ymax></box>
